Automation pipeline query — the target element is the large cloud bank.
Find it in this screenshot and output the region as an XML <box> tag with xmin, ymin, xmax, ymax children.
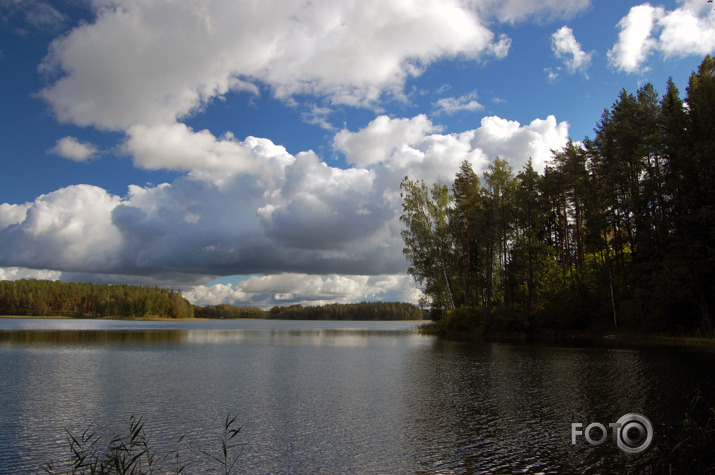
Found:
<box><xmin>1</xmin><ymin>115</ymin><xmax>569</xmax><ymax>306</ymax></box>
<box><xmin>38</xmin><ymin>0</ymin><xmax>510</xmax><ymax>130</ymax></box>
<box><xmin>1</xmin><ymin>0</ymin><xmax>585</xmax><ymax>306</ymax></box>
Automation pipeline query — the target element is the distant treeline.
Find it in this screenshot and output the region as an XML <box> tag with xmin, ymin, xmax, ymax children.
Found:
<box><xmin>267</xmin><ymin>302</ymin><xmax>423</xmax><ymax>320</ymax></box>
<box><xmin>0</xmin><ymin>279</ymin><xmax>194</xmax><ymax>319</ymax></box>
<box><xmin>189</xmin><ymin>301</ymin><xmax>423</xmax><ymax>320</ymax></box>
<box><xmin>195</xmin><ymin>301</ymin><xmax>423</xmax><ymax>320</ymax></box>
<box><xmin>193</xmin><ymin>304</ymin><xmax>265</xmax><ymax>319</ymax></box>
<box><xmin>0</xmin><ymin>279</ymin><xmax>423</xmax><ymax>321</ymax></box>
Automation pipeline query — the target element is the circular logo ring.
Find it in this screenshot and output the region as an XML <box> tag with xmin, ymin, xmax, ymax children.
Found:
<box><xmin>615</xmin><ymin>413</ymin><xmax>653</xmax><ymax>454</ymax></box>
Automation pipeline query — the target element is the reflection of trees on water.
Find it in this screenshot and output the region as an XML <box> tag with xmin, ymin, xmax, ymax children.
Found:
<box><xmin>0</xmin><ymin>327</ymin><xmax>416</xmax><ymax>347</ymax></box>
<box><xmin>399</xmin><ymin>341</ymin><xmax>658</xmax><ymax>473</ymax></box>
<box><xmin>1</xmin><ymin>325</ymin><xmax>713</xmax><ymax>473</ymax></box>
<box><xmin>0</xmin><ymin>329</ymin><xmax>185</xmax><ymax>345</ymax></box>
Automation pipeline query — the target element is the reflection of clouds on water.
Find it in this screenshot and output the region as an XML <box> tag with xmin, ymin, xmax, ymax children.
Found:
<box><xmin>0</xmin><ymin>319</ymin><xmax>425</xmax><ymax>348</ymax></box>
<box><xmin>181</xmin><ymin>329</ymin><xmax>250</xmax><ymax>345</ymax></box>
<box><xmin>6</xmin><ymin>347</ymin><xmax>105</xmax><ymax>473</ymax></box>
<box><xmin>270</xmin><ymin>329</ymin><xmax>369</xmax><ymax>348</ymax></box>
<box><xmin>181</xmin><ymin>328</ymin><xmax>415</xmax><ymax>348</ymax></box>
<box><xmin>1</xmin><ymin>319</ymin><xmax>712</xmax><ymax>473</ymax></box>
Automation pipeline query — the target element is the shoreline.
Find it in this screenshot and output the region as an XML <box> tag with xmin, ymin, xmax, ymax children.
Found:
<box><xmin>429</xmin><ymin>327</ymin><xmax>715</xmax><ymax>350</ymax></box>
<box><xmin>0</xmin><ymin>315</ymin><xmax>210</xmax><ymax>321</ymax></box>
<box><xmin>4</xmin><ymin>316</ymin><xmax>711</xmax><ymax>349</ymax></box>
<box><xmin>0</xmin><ymin>315</ymin><xmax>426</xmax><ymax>322</ymax></box>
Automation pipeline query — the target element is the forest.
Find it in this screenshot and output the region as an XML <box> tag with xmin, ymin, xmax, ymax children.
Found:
<box><xmin>193</xmin><ymin>304</ymin><xmax>266</xmax><ymax>319</ymax></box>
<box><xmin>0</xmin><ymin>279</ymin><xmax>194</xmax><ymax>319</ymax></box>
<box><xmin>197</xmin><ymin>301</ymin><xmax>422</xmax><ymax>320</ymax></box>
<box><xmin>400</xmin><ymin>56</ymin><xmax>715</xmax><ymax>335</ymax></box>
<box><xmin>266</xmin><ymin>301</ymin><xmax>423</xmax><ymax>320</ymax></box>
<box><xmin>0</xmin><ymin>279</ymin><xmax>422</xmax><ymax>321</ymax></box>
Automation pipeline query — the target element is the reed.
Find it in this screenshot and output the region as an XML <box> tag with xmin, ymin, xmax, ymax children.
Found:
<box><xmin>43</xmin><ymin>413</ymin><xmax>243</xmax><ymax>474</ymax></box>
<box><xmin>651</xmin><ymin>391</ymin><xmax>715</xmax><ymax>474</ymax></box>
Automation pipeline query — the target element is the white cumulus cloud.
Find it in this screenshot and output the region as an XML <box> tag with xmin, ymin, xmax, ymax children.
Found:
<box><xmin>608</xmin><ymin>4</ymin><xmax>664</xmax><ymax>73</ymax></box>
<box><xmin>609</xmin><ymin>1</ymin><xmax>715</xmax><ymax>74</ymax></box>
<box><xmin>551</xmin><ymin>26</ymin><xmax>592</xmax><ymax>75</ymax></box>
<box><xmin>0</xmin><ymin>113</ymin><xmax>570</xmax><ymax>304</ymax></box>
<box><xmin>333</xmin><ymin>115</ymin><xmax>440</xmax><ymax>168</ymax></box>
<box><xmin>50</xmin><ymin>136</ymin><xmax>99</xmax><ymax>162</ymax></box>
<box><xmin>0</xmin><ymin>266</ymin><xmax>62</xmax><ymax>281</ymax></box>
<box><xmin>471</xmin><ymin>115</ymin><xmax>570</xmax><ymax>171</ymax></box>
<box><xmin>0</xmin><ymin>185</ymin><xmax>122</xmax><ymax>273</ymax></box>
<box><xmin>3</xmin><ymin>0</ymin><xmax>595</xmax><ymax>307</ymax></box>
<box><xmin>0</xmin><ymin>203</ymin><xmax>31</xmax><ymax>228</ymax></box>
<box><xmin>124</xmin><ymin>123</ymin><xmax>295</xmax><ymax>181</ymax></box>
<box><xmin>658</xmin><ymin>0</ymin><xmax>715</xmax><ymax>59</ymax></box>
<box><xmin>487</xmin><ymin>33</ymin><xmax>512</xmax><ymax>59</ymax></box>
<box><xmin>184</xmin><ymin>273</ymin><xmax>421</xmax><ymax>308</ymax></box>
<box><xmin>434</xmin><ymin>92</ymin><xmax>484</xmax><ymax>114</ymax></box>
<box><xmin>38</xmin><ymin>0</ymin><xmax>504</xmax><ymax>130</ymax></box>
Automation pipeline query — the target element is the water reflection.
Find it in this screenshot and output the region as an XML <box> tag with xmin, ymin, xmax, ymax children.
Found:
<box><xmin>0</xmin><ymin>329</ymin><xmax>185</xmax><ymax>345</ymax></box>
<box><xmin>0</xmin><ymin>327</ymin><xmax>412</xmax><ymax>348</ymax></box>
<box><xmin>2</xmin><ymin>347</ymin><xmax>107</xmax><ymax>473</ymax></box>
<box><xmin>398</xmin><ymin>341</ymin><xmax>712</xmax><ymax>473</ymax></box>
<box><xmin>0</xmin><ymin>321</ymin><xmax>713</xmax><ymax>473</ymax></box>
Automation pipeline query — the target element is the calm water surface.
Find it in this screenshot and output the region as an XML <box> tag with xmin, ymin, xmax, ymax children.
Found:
<box><xmin>1</xmin><ymin>318</ymin><xmax>714</xmax><ymax>474</ymax></box>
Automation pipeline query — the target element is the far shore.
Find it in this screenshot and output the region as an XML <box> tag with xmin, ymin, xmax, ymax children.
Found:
<box><xmin>0</xmin><ymin>315</ymin><xmax>210</xmax><ymax>321</ymax></box>
<box><xmin>0</xmin><ymin>315</ymin><xmax>425</xmax><ymax>322</ymax></box>
<box><xmin>3</xmin><ymin>315</ymin><xmax>713</xmax><ymax>350</ymax></box>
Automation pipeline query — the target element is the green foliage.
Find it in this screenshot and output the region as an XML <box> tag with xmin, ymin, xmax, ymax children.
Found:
<box><xmin>400</xmin><ymin>178</ymin><xmax>459</xmax><ymax>311</ymax></box>
<box><xmin>0</xmin><ymin>281</ymin><xmax>423</xmax><ymax>321</ymax></box>
<box><xmin>419</xmin><ymin>306</ymin><xmax>484</xmax><ymax>337</ymax></box>
<box><xmin>445</xmin><ymin>307</ymin><xmax>485</xmax><ymax>334</ymax></box>
<box><xmin>193</xmin><ymin>304</ymin><xmax>266</xmax><ymax>319</ymax></box>
<box><xmin>195</xmin><ymin>301</ymin><xmax>423</xmax><ymax>320</ymax></box>
<box><xmin>400</xmin><ymin>55</ymin><xmax>715</xmax><ymax>334</ymax></box>
<box><xmin>267</xmin><ymin>301</ymin><xmax>423</xmax><ymax>320</ymax></box>
<box><xmin>0</xmin><ymin>279</ymin><xmax>194</xmax><ymax>319</ymax></box>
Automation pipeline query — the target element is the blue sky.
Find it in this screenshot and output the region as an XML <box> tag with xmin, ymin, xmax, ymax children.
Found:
<box><xmin>1</xmin><ymin>0</ymin><xmax>713</xmax><ymax>308</ymax></box>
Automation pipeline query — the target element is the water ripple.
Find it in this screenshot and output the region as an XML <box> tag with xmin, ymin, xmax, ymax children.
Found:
<box><xmin>0</xmin><ymin>323</ymin><xmax>713</xmax><ymax>473</ymax></box>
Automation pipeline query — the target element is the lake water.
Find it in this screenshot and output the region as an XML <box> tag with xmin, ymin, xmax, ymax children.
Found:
<box><xmin>1</xmin><ymin>318</ymin><xmax>714</xmax><ymax>474</ymax></box>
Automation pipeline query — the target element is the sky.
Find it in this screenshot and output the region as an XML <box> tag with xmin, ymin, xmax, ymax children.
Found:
<box><xmin>1</xmin><ymin>0</ymin><xmax>714</xmax><ymax>309</ymax></box>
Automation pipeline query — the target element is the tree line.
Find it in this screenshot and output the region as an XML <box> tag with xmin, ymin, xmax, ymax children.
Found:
<box><xmin>193</xmin><ymin>304</ymin><xmax>266</xmax><ymax>319</ymax></box>
<box><xmin>0</xmin><ymin>279</ymin><xmax>194</xmax><ymax>319</ymax></box>
<box><xmin>266</xmin><ymin>301</ymin><xmax>423</xmax><ymax>320</ymax></box>
<box><xmin>401</xmin><ymin>56</ymin><xmax>715</xmax><ymax>334</ymax></box>
<box><xmin>195</xmin><ymin>301</ymin><xmax>423</xmax><ymax>320</ymax></box>
<box><xmin>0</xmin><ymin>279</ymin><xmax>423</xmax><ymax>321</ymax></box>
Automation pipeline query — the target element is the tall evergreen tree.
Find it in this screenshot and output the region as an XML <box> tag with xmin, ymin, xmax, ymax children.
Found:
<box><xmin>451</xmin><ymin>161</ymin><xmax>482</xmax><ymax>308</ymax></box>
<box><xmin>482</xmin><ymin>158</ymin><xmax>516</xmax><ymax>311</ymax></box>
<box><xmin>682</xmin><ymin>55</ymin><xmax>715</xmax><ymax>331</ymax></box>
<box><xmin>512</xmin><ymin>159</ymin><xmax>549</xmax><ymax>315</ymax></box>
<box><xmin>399</xmin><ymin>56</ymin><xmax>714</xmax><ymax>333</ymax></box>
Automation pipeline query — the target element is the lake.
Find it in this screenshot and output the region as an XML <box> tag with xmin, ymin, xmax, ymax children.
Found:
<box><xmin>1</xmin><ymin>318</ymin><xmax>714</xmax><ymax>473</ymax></box>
